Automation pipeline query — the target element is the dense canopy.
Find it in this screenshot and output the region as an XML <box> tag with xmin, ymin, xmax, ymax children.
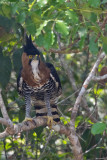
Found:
<box><xmin>0</xmin><ymin>0</ymin><xmax>107</xmax><ymax>159</ymax></box>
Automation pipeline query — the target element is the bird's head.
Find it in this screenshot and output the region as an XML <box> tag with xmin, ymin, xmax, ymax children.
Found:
<box><xmin>21</xmin><ymin>35</ymin><xmax>50</xmax><ymax>85</ymax></box>
<box><xmin>23</xmin><ymin>35</ymin><xmax>40</xmax><ymax>67</ymax></box>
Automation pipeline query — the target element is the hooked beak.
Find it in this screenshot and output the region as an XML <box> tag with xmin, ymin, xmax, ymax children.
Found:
<box><xmin>33</xmin><ymin>55</ymin><xmax>40</xmax><ymax>61</ymax></box>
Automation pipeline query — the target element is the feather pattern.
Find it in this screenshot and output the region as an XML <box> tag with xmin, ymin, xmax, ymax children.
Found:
<box><xmin>17</xmin><ymin>35</ymin><xmax>62</xmax><ymax>124</ymax></box>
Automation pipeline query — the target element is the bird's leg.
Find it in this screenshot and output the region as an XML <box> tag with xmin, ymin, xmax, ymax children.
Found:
<box><xmin>24</xmin><ymin>94</ymin><xmax>33</xmax><ymax>125</ymax></box>
<box><xmin>44</xmin><ymin>93</ymin><xmax>54</xmax><ymax>128</ymax></box>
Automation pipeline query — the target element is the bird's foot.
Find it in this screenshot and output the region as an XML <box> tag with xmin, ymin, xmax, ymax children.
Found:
<box><xmin>23</xmin><ymin>117</ymin><xmax>36</xmax><ymax>126</ymax></box>
<box><xmin>44</xmin><ymin>116</ymin><xmax>56</xmax><ymax>129</ymax></box>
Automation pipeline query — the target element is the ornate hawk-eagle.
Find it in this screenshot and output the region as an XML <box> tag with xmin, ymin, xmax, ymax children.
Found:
<box><xmin>17</xmin><ymin>35</ymin><xmax>62</xmax><ymax>128</ymax></box>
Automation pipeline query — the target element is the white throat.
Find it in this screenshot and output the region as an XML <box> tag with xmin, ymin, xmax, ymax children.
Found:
<box><xmin>31</xmin><ymin>60</ymin><xmax>40</xmax><ymax>81</ymax></box>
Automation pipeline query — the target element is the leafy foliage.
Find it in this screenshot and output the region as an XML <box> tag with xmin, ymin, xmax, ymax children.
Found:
<box><xmin>91</xmin><ymin>122</ymin><xmax>106</xmax><ymax>135</ymax></box>
<box><xmin>0</xmin><ymin>50</ymin><xmax>12</xmax><ymax>88</ymax></box>
<box><xmin>12</xmin><ymin>48</ymin><xmax>23</xmax><ymax>75</ymax></box>
<box><xmin>0</xmin><ymin>0</ymin><xmax>107</xmax><ymax>159</ymax></box>
<box><xmin>55</xmin><ymin>20</ymin><xmax>69</xmax><ymax>36</ymax></box>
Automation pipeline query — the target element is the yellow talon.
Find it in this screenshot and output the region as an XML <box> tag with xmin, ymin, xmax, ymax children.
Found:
<box><xmin>23</xmin><ymin>117</ymin><xmax>36</xmax><ymax>126</ymax></box>
<box><xmin>23</xmin><ymin>117</ymin><xmax>33</xmax><ymax>122</ymax></box>
<box><xmin>47</xmin><ymin>116</ymin><xmax>53</xmax><ymax>128</ymax></box>
<box><xmin>44</xmin><ymin>116</ymin><xmax>57</xmax><ymax>129</ymax></box>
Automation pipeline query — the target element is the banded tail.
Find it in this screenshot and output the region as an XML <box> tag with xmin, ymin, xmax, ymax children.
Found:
<box><xmin>34</xmin><ymin>104</ymin><xmax>60</xmax><ymax>123</ymax></box>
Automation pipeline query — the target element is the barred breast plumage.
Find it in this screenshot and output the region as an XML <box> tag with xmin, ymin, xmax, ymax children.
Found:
<box><xmin>17</xmin><ymin>62</ymin><xmax>62</xmax><ymax>123</ymax></box>
<box><xmin>17</xmin><ymin>35</ymin><xmax>62</xmax><ymax>127</ymax></box>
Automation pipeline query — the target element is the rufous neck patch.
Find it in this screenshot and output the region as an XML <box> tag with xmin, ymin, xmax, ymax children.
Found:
<box><xmin>21</xmin><ymin>52</ymin><xmax>50</xmax><ymax>87</ymax></box>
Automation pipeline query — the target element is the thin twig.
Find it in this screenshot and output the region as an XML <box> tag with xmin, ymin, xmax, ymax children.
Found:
<box><xmin>0</xmin><ymin>89</ymin><xmax>10</xmax><ymax>120</ymax></box>
<box><xmin>84</xmin><ymin>138</ymin><xmax>102</xmax><ymax>155</ymax></box>
<box><xmin>57</xmin><ymin>89</ymin><xmax>80</xmax><ymax>124</ymax></box>
<box><xmin>57</xmin><ymin>89</ymin><xmax>79</xmax><ymax>102</ymax></box>
<box><xmin>71</xmin><ymin>52</ymin><xmax>105</xmax><ymax>122</ymax></box>
<box><xmin>92</xmin><ymin>74</ymin><xmax>107</xmax><ymax>81</ymax></box>
<box><xmin>59</xmin><ymin>49</ymin><xmax>98</xmax><ymax>123</ymax></box>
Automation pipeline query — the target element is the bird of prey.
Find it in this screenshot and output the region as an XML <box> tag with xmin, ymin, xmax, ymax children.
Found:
<box><xmin>17</xmin><ymin>35</ymin><xmax>62</xmax><ymax>128</ymax></box>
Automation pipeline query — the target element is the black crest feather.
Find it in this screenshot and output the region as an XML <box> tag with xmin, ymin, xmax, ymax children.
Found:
<box><xmin>23</xmin><ymin>35</ymin><xmax>40</xmax><ymax>55</ymax></box>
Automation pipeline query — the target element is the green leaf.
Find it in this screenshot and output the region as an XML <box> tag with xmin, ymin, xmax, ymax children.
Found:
<box><xmin>34</xmin><ymin>126</ymin><xmax>44</xmax><ymax>138</ymax></box>
<box><xmin>17</xmin><ymin>12</ymin><xmax>26</xmax><ymax>23</ymax></box>
<box><xmin>36</xmin><ymin>20</ymin><xmax>48</xmax><ymax>36</ymax></box>
<box><xmin>90</xmin><ymin>26</ymin><xmax>100</xmax><ymax>34</ymax></box>
<box><xmin>0</xmin><ymin>15</ymin><xmax>13</xmax><ymax>32</ymax></box>
<box><xmin>75</xmin><ymin>116</ymin><xmax>83</xmax><ymax>128</ymax></box>
<box><xmin>35</xmin><ymin>34</ymin><xmax>44</xmax><ymax>47</ymax></box>
<box><xmin>65</xmin><ymin>10</ymin><xmax>78</xmax><ymax>24</ymax></box>
<box><xmin>60</xmin><ymin>116</ymin><xmax>70</xmax><ymax>125</ymax></box>
<box><xmin>79</xmin><ymin>36</ymin><xmax>86</xmax><ymax>49</ymax></box>
<box><xmin>62</xmin><ymin>140</ymin><xmax>67</xmax><ymax>144</ymax></box>
<box><xmin>58</xmin><ymin>152</ymin><xmax>71</xmax><ymax>158</ymax></box>
<box><xmin>43</xmin><ymin>31</ymin><xmax>55</xmax><ymax>50</ymax></box>
<box><xmin>102</xmin><ymin>36</ymin><xmax>107</xmax><ymax>44</ymax></box>
<box><xmin>0</xmin><ymin>53</ymin><xmax>12</xmax><ymax>88</ymax></box>
<box><xmin>12</xmin><ymin>49</ymin><xmax>23</xmax><ymax>75</ymax></box>
<box><xmin>0</xmin><ymin>32</ymin><xmax>13</xmax><ymax>43</ymax></box>
<box><xmin>36</xmin><ymin>30</ymin><xmax>55</xmax><ymax>50</ymax></box>
<box><xmin>88</xmin><ymin>0</ymin><xmax>101</xmax><ymax>8</ymax></box>
<box><xmin>31</xmin><ymin>12</ymin><xmax>42</xmax><ymax>28</ymax></box>
<box><xmin>103</xmin><ymin>43</ymin><xmax>107</xmax><ymax>54</ymax></box>
<box><xmin>90</xmin><ymin>13</ymin><xmax>97</xmax><ymax>22</ymax></box>
<box><xmin>78</xmin><ymin>27</ymin><xmax>87</xmax><ymax>37</ymax></box>
<box><xmin>11</xmin><ymin>4</ymin><xmax>18</xmax><ymax>15</ymax></box>
<box><xmin>57</xmin><ymin>0</ymin><xmax>65</xmax><ymax>4</ymax></box>
<box><xmin>37</xmin><ymin>0</ymin><xmax>48</xmax><ymax>7</ymax></box>
<box><xmin>71</xmin><ymin>25</ymin><xmax>79</xmax><ymax>40</ymax></box>
<box><xmin>91</xmin><ymin>122</ymin><xmax>106</xmax><ymax>135</ymax></box>
<box><xmin>89</xmin><ymin>36</ymin><xmax>98</xmax><ymax>54</ymax></box>
<box><xmin>55</xmin><ymin>20</ymin><xmax>69</xmax><ymax>36</ymax></box>
<box><xmin>25</xmin><ymin>18</ymin><xmax>36</xmax><ymax>35</ymax></box>
<box><xmin>65</xmin><ymin>0</ymin><xmax>76</xmax><ymax>7</ymax></box>
<box><xmin>26</xmin><ymin>151</ymin><xmax>34</xmax><ymax>158</ymax></box>
<box><xmin>102</xmin><ymin>36</ymin><xmax>107</xmax><ymax>53</ymax></box>
<box><xmin>2</xmin><ymin>4</ymin><xmax>11</xmax><ymax>18</ymax></box>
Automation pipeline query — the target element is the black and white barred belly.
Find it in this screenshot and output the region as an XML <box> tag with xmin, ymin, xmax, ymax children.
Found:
<box><xmin>21</xmin><ymin>76</ymin><xmax>61</xmax><ymax>102</ymax></box>
<box><xmin>19</xmin><ymin>76</ymin><xmax>61</xmax><ymax>123</ymax></box>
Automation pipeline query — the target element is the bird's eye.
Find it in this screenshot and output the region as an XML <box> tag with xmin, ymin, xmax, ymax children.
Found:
<box><xmin>29</xmin><ymin>55</ymin><xmax>33</xmax><ymax>59</ymax></box>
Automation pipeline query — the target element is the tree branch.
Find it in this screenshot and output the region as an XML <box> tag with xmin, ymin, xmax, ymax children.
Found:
<box><xmin>0</xmin><ymin>131</ymin><xmax>9</xmax><ymax>139</ymax></box>
<box><xmin>0</xmin><ymin>89</ymin><xmax>10</xmax><ymax>120</ymax></box>
<box><xmin>0</xmin><ymin>34</ymin><xmax>105</xmax><ymax>160</ymax></box>
<box><xmin>55</xmin><ymin>32</ymin><xmax>83</xmax><ymax>160</ymax></box>
<box><xmin>59</xmin><ymin>54</ymin><xmax>97</xmax><ymax>123</ymax></box>
<box><xmin>0</xmin><ymin>115</ymin><xmax>79</xmax><ymax>160</ymax></box>
<box><xmin>0</xmin><ymin>117</ymin><xmax>11</xmax><ymax>127</ymax></box>
<box><xmin>92</xmin><ymin>74</ymin><xmax>107</xmax><ymax>81</ymax></box>
<box><xmin>0</xmin><ymin>116</ymin><xmax>71</xmax><ymax>142</ymax></box>
<box><xmin>0</xmin><ymin>105</ymin><xmax>82</xmax><ymax>160</ymax></box>
<box><xmin>71</xmin><ymin>52</ymin><xmax>105</xmax><ymax>122</ymax></box>
<box><xmin>0</xmin><ymin>89</ymin><xmax>13</xmax><ymax>128</ymax></box>
<box><xmin>55</xmin><ymin>33</ymin><xmax>105</xmax><ymax>160</ymax></box>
